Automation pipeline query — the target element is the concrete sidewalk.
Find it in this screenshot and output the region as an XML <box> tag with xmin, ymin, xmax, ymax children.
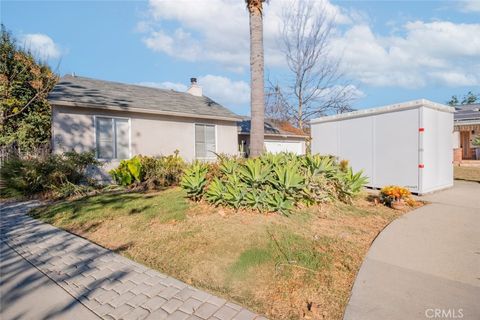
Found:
<box><xmin>344</xmin><ymin>181</ymin><xmax>480</xmax><ymax>320</ymax></box>
<box><xmin>0</xmin><ymin>201</ymin><xmax>264</xmax><ymax>320</ymax></box>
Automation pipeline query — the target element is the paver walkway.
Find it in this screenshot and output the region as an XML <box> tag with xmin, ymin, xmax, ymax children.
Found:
<box><xmin>0</xmin><ymin>201</ymin><xmax>265</xmax><ymax>320</ymax></box>
<box><xmin>343</xmin><ymin>181</ymin><xmax>480</xmax><ymax>320</ymax></box>
<box><xmin>1</xmin><ymin>239</ymin><xmax>100</xmax><ymax>319</ymax></box>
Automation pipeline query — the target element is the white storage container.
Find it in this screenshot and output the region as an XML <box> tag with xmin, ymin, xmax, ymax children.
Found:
<box><xmin>310</xmin><ymin>99</ymin><xmax>455</xmax><ymax>194</ymax></box>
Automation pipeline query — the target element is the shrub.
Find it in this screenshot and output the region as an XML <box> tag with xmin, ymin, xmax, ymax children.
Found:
<box><xmin>142</xmin><ymin>151</ymin><xmax>186</xmax><ymax>188</ymax></box>
<box><xmin>181</xmin><ymin>153</ymin><xmax>368</xmax><ymax>215</ymax></box>
<box><xmin>379</xmin><ymin>185</ymin><xmax>412</xmax><ymax>207</ymax></box>
<box><xmin>109</xmin><ymin>151</ymin><xmax>186</xmax><ymax>189</ymax></box>
<box><xmin>0</xmin><ymin>151</ymin><xmax>100</xmax><ymax>198</ymax></box>
<box><xmin>109</xmin><ymin>156</ymin><xmax>144</xmax><ymax>186</ymax></box>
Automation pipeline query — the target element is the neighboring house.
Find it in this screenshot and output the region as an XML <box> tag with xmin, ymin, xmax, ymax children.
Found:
<box><xmin>49</xmin><ymin>75</ymin><xmax>241</xmax><ymax>174</ymax></box>
<box><xmin>238</xmin><ymin>119</ymin><xmax>308</xmax><ymax>156</ymax></box>
<box><xmin>452</xmin><ymin>103</ymin><xmax>480</xmax><ymax>161</ymax></box>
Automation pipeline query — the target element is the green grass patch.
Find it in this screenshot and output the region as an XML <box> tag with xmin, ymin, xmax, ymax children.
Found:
<box><xmin>229</xmin><ymin>227</ymin><xmax>333</xmax><ymax>279</ymax></box>
<box><xmin>270</xmin><ymin>228</ymin><xmax>332</xmax><ymax>272</ymax></box>
<box><xmin>332</xmin><ymin>201</ymin><xmax>374</xmax><ymax>217</ymax></box>
<box><xmin>229</xmin><ymin>247</ymin><xmax>273</xmax><ymax>278</ymax></box>
<box><xmin>30</xmin><ymin>188</ymin><xmax>189</xmax><ymax>228</ymax></box>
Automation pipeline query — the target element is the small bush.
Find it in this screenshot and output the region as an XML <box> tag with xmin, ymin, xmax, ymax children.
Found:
<box><xmin>142</xmin><ymin>151</ymin><xmax>186</xmax><ymax>188</ymax></box>
<box><xmin>0</xmin><ymin>151</ymin><xmax>100</xmax><ymax>199</ymax></box>
<box><xmin>110</xmin><ymin>156</ymin><xmax>144</xmax><ymax>186</ymax></box>
<box><xmin>109</xmin><ymin>151</ymin><xmax>186</xmax><ymax>189</ymax></box>
<box><xmin>181</xmin><ymin>153</ymin><xmax>368</xmax><ymax>215</ymax></box>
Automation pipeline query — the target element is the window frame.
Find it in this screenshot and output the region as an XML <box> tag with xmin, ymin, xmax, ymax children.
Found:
<box><xmin>194</xmin><ymin>123</ymin><xmax>217</xmax><ymax>160</ymax></box>
<box><xmin>93</xmin><ymin>115</ymin><xmax>131</xmax><ymax>160</ymax></box>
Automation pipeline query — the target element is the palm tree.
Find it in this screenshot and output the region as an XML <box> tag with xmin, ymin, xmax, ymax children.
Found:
<box><xmin>246</xmin><ymin>0</ymin><xmax>265</xmax><ymax>157</ymax></box>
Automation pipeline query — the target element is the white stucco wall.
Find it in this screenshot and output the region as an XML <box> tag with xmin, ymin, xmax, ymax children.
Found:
<box><xmin>52</xmin><ymin>105</ymin><xmax>239</xmax><ymax>172</ymax></box>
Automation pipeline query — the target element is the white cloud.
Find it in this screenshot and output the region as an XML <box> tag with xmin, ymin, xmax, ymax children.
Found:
<box><xmin>140</xmin><ymin>0</ymin><xmax>347</xmax><ymax>71</ymax></box>
<box><xmin>458</xmin><ymin>0</ymin><xmax>480</xmax><ymax>12</ymax></box>
<box><xmin>315</xmin><ymin>84</ymin><xmax>366</xmax><ymax>101</ymax></box>
<box><xmin>333</xmin><ymin>21</ymin><xmax>480</xmax><ymax>88</ymax></box>
<box><xmin>139</xmin><ymin>0</ymin><xmax>480</xmax><ymax>89</ymax></box>
<box><xmin>21</xmin><ymin>34</ymin><xmax>61</xmax><ymax>60</ymax></box>
<box><xmin>138</xmin><ymin>75</ymin><xmax>250</xmax><ymax>111</ymax></box>
<box><xmin>346</xmin><ymin>85</ymin><xmax>366</xmax><ymax>99</ymax></box>
<box><xmin>198</xmin><ymin>74</ymin><xmax>250</xmax><ymax>107</ymax></box>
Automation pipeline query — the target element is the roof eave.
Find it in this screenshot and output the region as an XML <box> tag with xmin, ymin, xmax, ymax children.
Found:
<box><xmin>50</xmin><ymin>100</ymin><xmax>242</xmax><ymax>122</ymax></box>
<box><xmin>454</xmin><ymin>120</ymin><xmax>480</xmax><ymax>126</ymax></box>
<box><xmin>238</xmin><ymin>131</ymin><xmax>308</xmax><ymax>139</ymax></box>
<box><xmin>310</xmin><ymin>99</ymin><xmax>455</xmax><ymax>124</ymax></box>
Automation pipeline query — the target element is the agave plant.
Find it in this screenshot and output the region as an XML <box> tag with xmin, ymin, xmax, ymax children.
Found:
<box><xmin>265</xmin><ymin>189</ymin><xmax>294</xmax><ymax>216</ymax></box>
<box><xmin>335</xmin><ymin>167</ymin><xmax>368</xmax><ymax>202</ymax></box>
<box><xmin>205</xmin><ymin>177</ymin><xmax>226</xmax><ymax>205</ymax></box>
<box><xmin>303</xmin><ymin>154</ymin><xmax>336</xmax><ymax>178</ymax></box>
<box><xmin>219</xmin><ymin>158</ymin><xmax>239</xmax><ymax>176</ymax></box>
<box><xmin>180</xmin><ymin>162</ymin><xmax>208</xmax><ymax>201</ymax></box>
<box><xmin>244</xmin><ymin>188</ymin><xmax>266</xmax><ymax>211</ymax></box>
<box><xmin>223</xmin><ymin>182</ymin><xmax>245</xmax><ymax>209</ymax></box>
<box><xmin>271</xmin><ymin>164</ymin><xmax>305</xmax><ymax>195</ymax></box>
<box><xmin>238</xmin><ymin>158</ymin><xmax>271</xmax><ymax>187</ymax></box>
<box><xmin>302</xmin><ymin>174</ymin><xmax>336</xmax><ymax>205</ymax></box>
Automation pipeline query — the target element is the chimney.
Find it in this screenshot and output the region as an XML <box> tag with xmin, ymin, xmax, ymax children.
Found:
<box><xmin>187</xmin><ymin>77</ymin><xmax>202</xmax><ymax>97</ymax></box>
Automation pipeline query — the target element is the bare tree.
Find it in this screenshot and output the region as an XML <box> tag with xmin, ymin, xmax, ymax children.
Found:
<box><xmin>268</xmin><ymin>0</ymin><xmax>356</xmax><ymax>129</ymax></box>
<box><xmin>265</xmin><ymin>78</ymin><xmax>290</xmax><ymax>122</ymax></box>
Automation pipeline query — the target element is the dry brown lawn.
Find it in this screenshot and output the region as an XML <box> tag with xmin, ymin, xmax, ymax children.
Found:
<box><xmin>454</xmin><ymin>166</ymin><xmax>480</xmax><ymax>182</ymax></box>
<box><xmin>31</xmin><ymin>188</ymin><xmax>418</xmax><ymax>320</ymax></box>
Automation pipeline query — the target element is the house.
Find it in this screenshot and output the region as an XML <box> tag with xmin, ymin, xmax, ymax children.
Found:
<box><xmin>238</xmin><ymin>119</ymin><xmax>308</xmax><ymax>156</ymax></box>
<box><xmin>49</xmin><ymin>75</ymin><xmax>241</xmax><ymax>173</ymax></box>
<box><xmin>452</xmin><ymin>103</ymin><xmax>480</xmax><ymax>161</ymax></box>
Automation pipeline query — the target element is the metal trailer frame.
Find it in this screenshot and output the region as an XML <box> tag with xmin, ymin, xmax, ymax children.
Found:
<box><xmin>310</xmin><ymin>99</ymin><xmax>455</xmax><ymax>195</ymax></box>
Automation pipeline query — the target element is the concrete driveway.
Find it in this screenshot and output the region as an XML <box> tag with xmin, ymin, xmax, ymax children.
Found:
<box><xmin>344</xmin><ymin>181</ymin><xmax>480</xmax><ymax>320</ymax></box>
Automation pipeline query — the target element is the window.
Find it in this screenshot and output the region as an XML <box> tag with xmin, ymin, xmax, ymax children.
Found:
<box><xmin>95</xmin><ymin>116</ymin><xmax>130</xmax><ymax>159</ymax></box>
<box><xmin>195</xmin><ymin>124</ymin><xmax>216</xmax><ymax>159</ymax></box>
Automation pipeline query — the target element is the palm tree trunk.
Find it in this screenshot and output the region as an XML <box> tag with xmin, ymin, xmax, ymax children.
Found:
<box><xmin>248</xmin><ymin>3</ymin><xmax>265</xmax><ymax>157</ymax></box>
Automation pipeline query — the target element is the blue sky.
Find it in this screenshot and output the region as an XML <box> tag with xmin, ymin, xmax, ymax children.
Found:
<box><xmin>2</xmin><ymin>0</ymin><xmax>480</xmax><ymax>116</ymax></box>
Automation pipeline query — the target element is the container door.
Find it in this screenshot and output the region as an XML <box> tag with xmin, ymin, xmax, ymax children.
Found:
<box><xmin>373</xmin><ymin>109</ymin><xmax>419</xmax><ymax>192</ymax></box>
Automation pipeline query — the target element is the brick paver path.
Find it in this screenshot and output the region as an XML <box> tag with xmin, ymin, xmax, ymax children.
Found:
<box><xmin>1</xmin><ymin>201</ymin><xmax>266</xmax><ymax>320</ymax></box>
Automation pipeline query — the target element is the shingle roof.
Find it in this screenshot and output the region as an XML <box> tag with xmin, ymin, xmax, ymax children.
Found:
<box><xmin>238</xmin><ymin>119</ymin><xmax>308</xmax><ymax>137</ymax></box>
<box><xmin>48</xmin><ymin>75</ymin><xmax>241</xmax><ymax>121</ymax></box>
<box><xmin>454</xmin><ymin>103</ymin><xmax>480</xmax><ymax>123</ymax></box>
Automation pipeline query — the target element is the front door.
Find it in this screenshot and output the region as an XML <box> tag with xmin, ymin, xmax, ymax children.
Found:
<box><xmin>460</xmin><ymin>131</ymin><xmax>471</xmax><ymax>159</ymax></box>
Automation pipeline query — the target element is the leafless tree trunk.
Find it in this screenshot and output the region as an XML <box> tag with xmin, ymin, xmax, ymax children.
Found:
<box><xmin>247</xmin><ymin>0</ymin><xmax>265</xmax><ymax>157</ymax></box>
<box><xmin>267</xmin><ymin>0</ymin><xmax>356</xmax><ymax>129</ymax></box>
